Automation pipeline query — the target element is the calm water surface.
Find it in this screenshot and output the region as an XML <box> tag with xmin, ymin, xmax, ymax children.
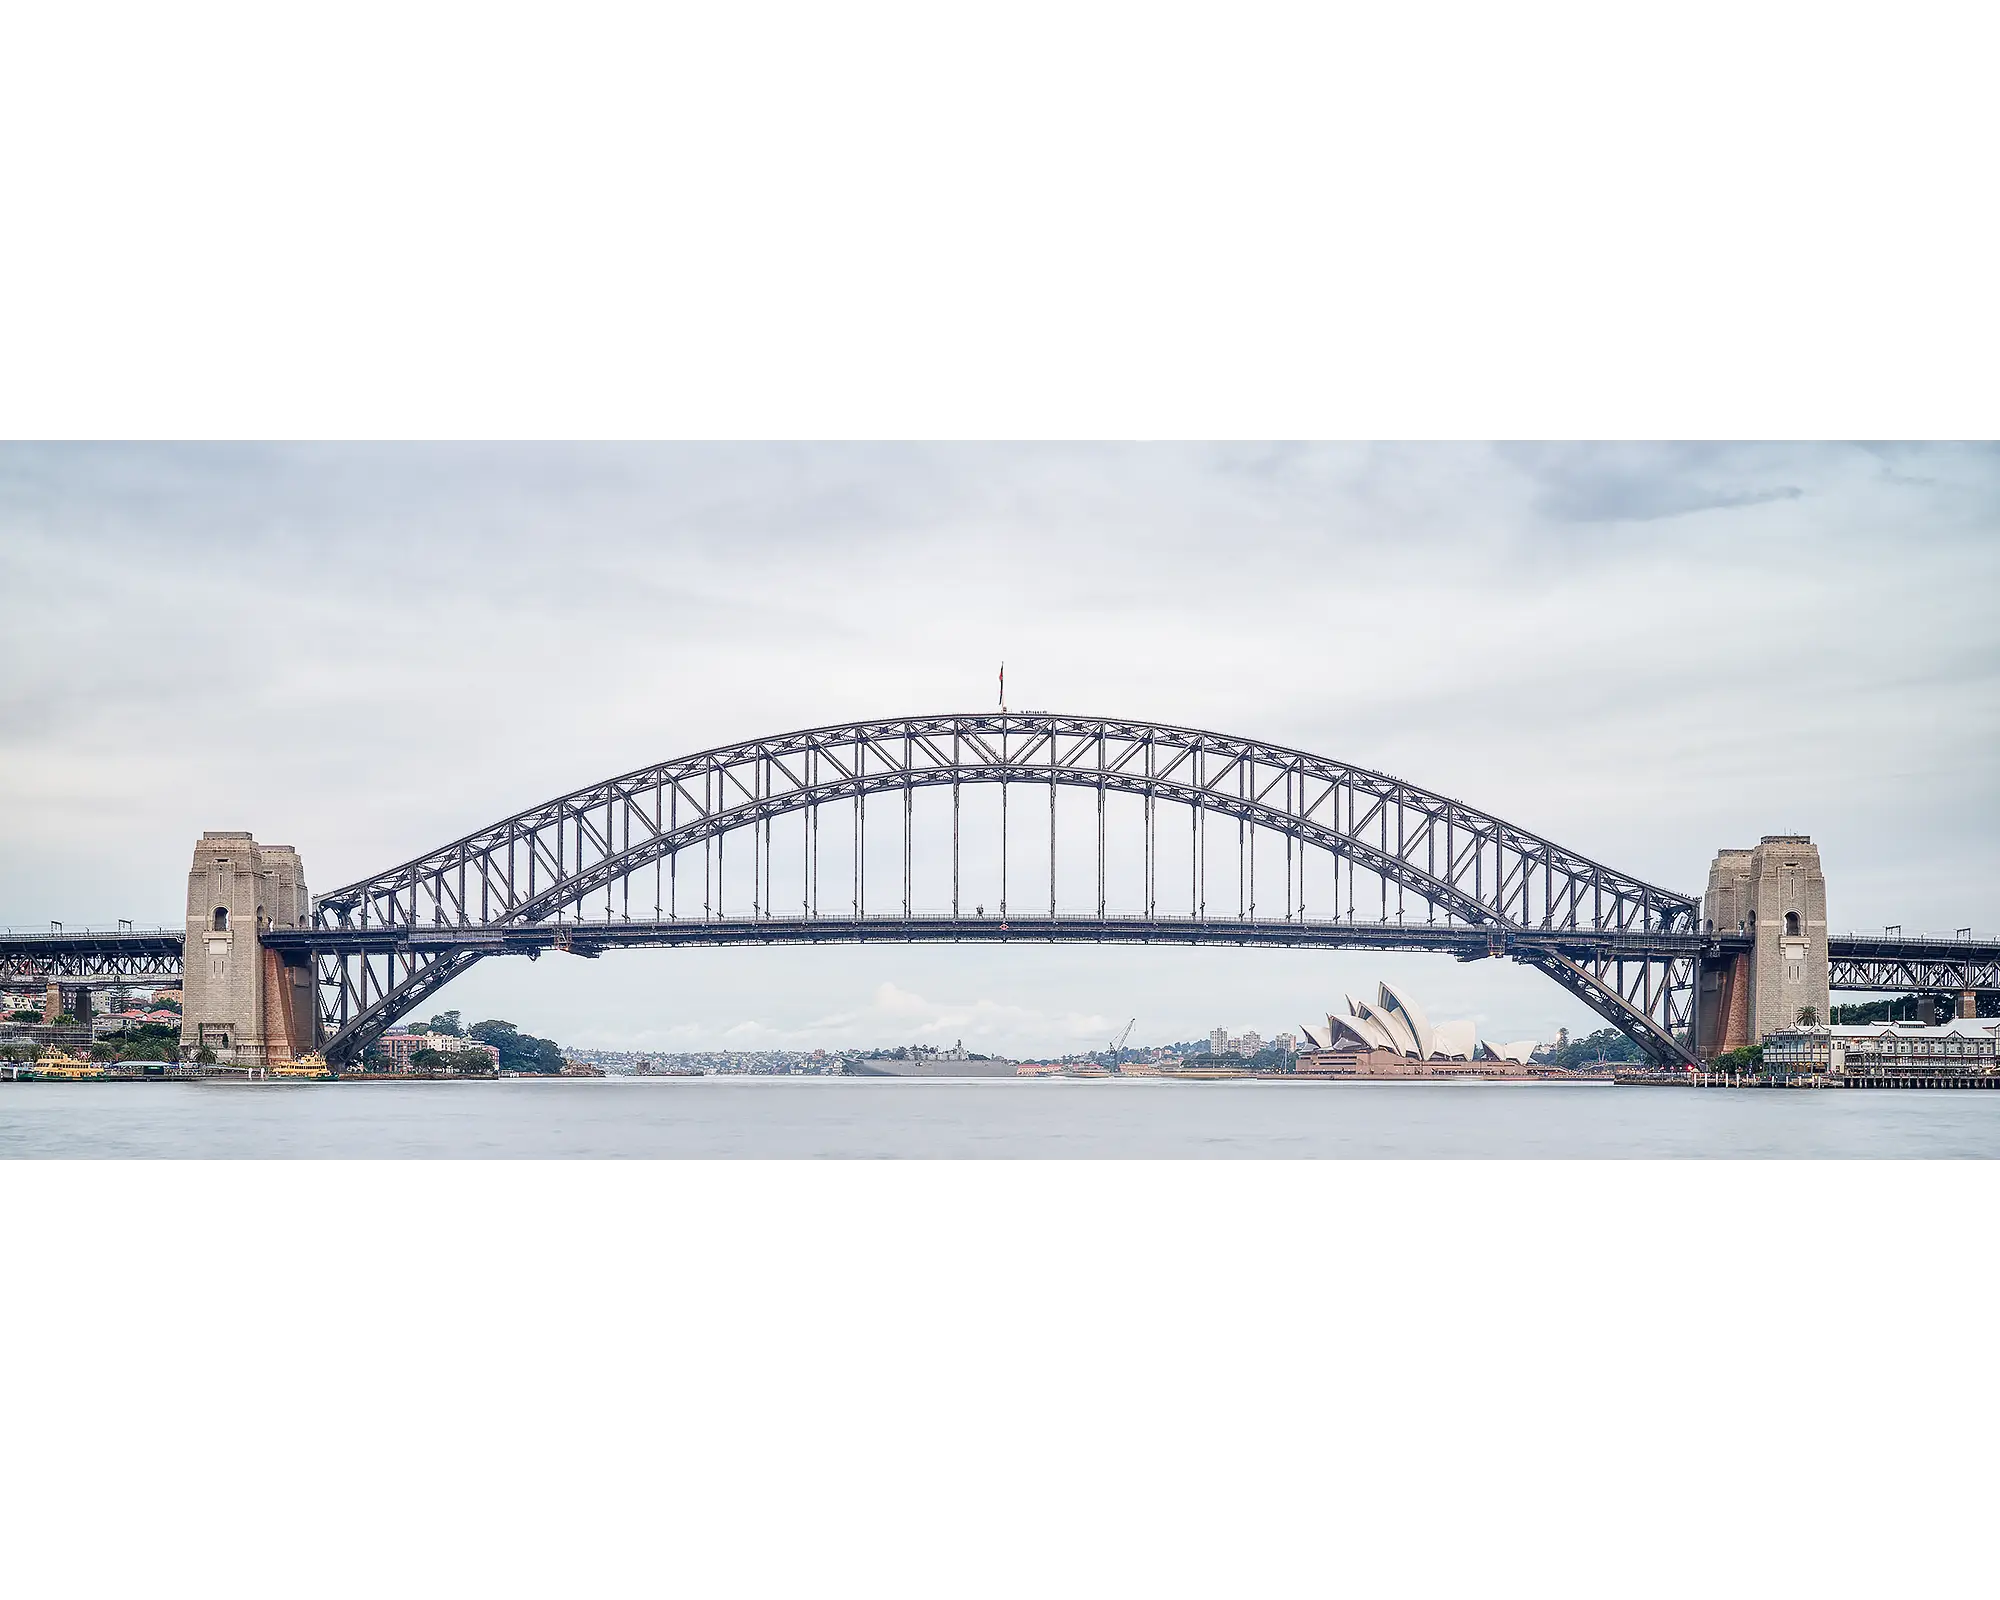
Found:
<box><xmin>5</xmin><ymin>1076</ymin><xmax>2000</xmax><ymax>1157</ymax></box>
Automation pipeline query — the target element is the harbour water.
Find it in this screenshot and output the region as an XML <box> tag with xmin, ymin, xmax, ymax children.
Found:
<box><xmin>6</xmin><ymin>1076</ymin><xmax>2000</xmax><ymax>1157</ymax></box>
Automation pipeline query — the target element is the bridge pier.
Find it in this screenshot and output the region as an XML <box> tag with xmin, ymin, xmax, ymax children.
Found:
<box><xmin>42</xmin><ymin>983</ymin><xmax>93</xmax><ymax>1024</ymax></box>
<box><xmin>1701</xmin><ymin>837</ymin><xmax>1829</xmax><ymax>1053</ymax></box>
<box><xmin>1696</xmin><ymin>949</ymin><xmax>1753</xmax><ymax>1058</ymax></box>
<box><xmin>180</xmin><ymin>832</ymin><xmax>316</xmax><ymax>1065</ymax></box>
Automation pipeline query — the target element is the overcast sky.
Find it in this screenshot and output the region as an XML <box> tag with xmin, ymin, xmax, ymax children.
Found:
<box><xmin>3</xmin><ymin>443</ymin><xmax>1995</xmax><ymax>1054</ymax></box>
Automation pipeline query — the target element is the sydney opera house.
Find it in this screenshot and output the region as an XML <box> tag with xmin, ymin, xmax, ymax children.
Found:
<box><xmin>1297</xmin><ymin>983</ymin><xmax>1540</xmax><ymax>1077</ymax></box>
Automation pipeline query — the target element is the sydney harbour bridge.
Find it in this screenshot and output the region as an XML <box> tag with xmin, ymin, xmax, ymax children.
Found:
<box><xmin>4</xmin><ymin>713</ymin><xmax>1996</xmax><ymax>1068</ymax></box>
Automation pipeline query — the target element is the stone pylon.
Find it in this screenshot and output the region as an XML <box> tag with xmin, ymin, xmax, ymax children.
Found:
<box><xmin>1699</xmin><ymin>836</ymin><xmax>1829</xmax><ymax>1054</ymax></box>
<box><xmin>180</xmin><ymin>833</ymin><xmax>316</xmax><ymax>1065</ymax></box>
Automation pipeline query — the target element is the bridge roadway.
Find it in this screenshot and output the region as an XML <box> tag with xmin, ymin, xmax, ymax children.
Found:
<box><xmin>6</xmin><ymin>920</ymin><xmax>1999</xmax><ymax>993</ymax></box>
<box><xmin>264</xmin><ymin>915</ymin><xmax>1713</xmax><ymax>963</ymax></box>
<box><xmin>0</xmin><ymin>927</ymin><xmax>185</xmax><ymax>985</ymax></box>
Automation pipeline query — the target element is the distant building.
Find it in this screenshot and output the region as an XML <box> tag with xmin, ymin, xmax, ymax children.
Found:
<box><xmin>1209</xmin><ymin>1026</ymin><xmax>1229</xmax><ymax>1056</ymax></box>
<box><xmin>375</xmin><ymin>1031</ymin><xmax>499</xmax><ymax>1072</ymax></box>
<box><xmin>1242</xmin><ymin>1030</ymin><xmax>1262</xmax><ymax>1055</ymax></box>
<box><xmin>91</xmin><ymin>1007</ymin><xmax>186</xmax><ymax>1039</ymax></box>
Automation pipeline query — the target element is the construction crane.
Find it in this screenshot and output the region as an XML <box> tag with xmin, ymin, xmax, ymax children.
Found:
<box><xmin>1106</xmin><ymin>1018</ymin><xmax>1135</xmax><ymax>1071</ymax></box>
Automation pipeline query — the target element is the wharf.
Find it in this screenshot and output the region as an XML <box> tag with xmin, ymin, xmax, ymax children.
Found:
<box><xmin>1831</xmin><ymin>1072</ymin><xmax>2000</xmax><ymax>1090</ymax></box>
<box><xmin>1616</xmin><ymin>1068</ymin><xmax>2000</xmax><ymax>1090</ymax></box>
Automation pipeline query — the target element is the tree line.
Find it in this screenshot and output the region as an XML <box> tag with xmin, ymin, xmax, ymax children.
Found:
<box><xmin>377</xmin><ymin>1011</ymin><xmax>566</xmax><ymax>1074</ymax></box>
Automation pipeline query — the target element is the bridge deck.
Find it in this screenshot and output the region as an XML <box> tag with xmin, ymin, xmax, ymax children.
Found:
<box><xmin>263</xmin><ymin>915</ymin><xmax>1714</xmax><ymax>960</ymax></box>
<box><xmin>5</xmin><ymin>922</ymin><xmax>1996</xmax><ymax>990</ymax></box>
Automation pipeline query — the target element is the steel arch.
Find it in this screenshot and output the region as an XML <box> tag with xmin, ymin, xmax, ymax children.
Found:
<box><xmin>308</xmin><ymin>712</ymin><xmax>1703</xmax><ymax>1065</ymax></box>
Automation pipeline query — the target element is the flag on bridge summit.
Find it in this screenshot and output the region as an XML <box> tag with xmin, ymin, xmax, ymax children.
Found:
<box><xmin>998</xmin><ymin>662</ymin><xmax>1005</xmax><ymax>710</ymax></box>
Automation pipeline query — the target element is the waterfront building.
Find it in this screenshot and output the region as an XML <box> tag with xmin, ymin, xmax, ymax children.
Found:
<box><xmin>1209</xmin><ymin>1026</ymin><xmax>1229</xmax><ymax>1056</ymax></box>
<box><xmin>1297</xmin><ymin>982</ymin><xmax>1536</xmax><ymax>1077</ymax></box>
<box><xmin>1763</xmin><ymin>1018</ymin><xmax>1999</xmax><ymax>1079</ymax></box>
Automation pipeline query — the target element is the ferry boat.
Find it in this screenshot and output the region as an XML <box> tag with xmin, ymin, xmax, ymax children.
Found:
<box><xmin>268</xmin><ymin>1052</ymin><xmax>333</xmax><ymax>1080</ymax></box>
<box><xmin>33</xmin><ymin>1048</ymin><xmax>105</xmax><ymax>1079</ymax></box>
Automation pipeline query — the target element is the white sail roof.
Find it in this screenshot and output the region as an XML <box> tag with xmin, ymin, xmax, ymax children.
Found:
<box><xmin>1377</xmin><ymin>982</ymin><xmax>1435</xmax><ymax>1061</ymax></box>
<box><xmin>1430</xmin><ymin>1019</ymin><xmax>1477</xmax><ymax>1061</ymax></box>
<box><xmin>1354</xmin><ymin>998</ymin><xmax>1419</xmax><ymax>1058</ymax></box>
<box><xmin>1336</xmin><ymin>1008</ymin><xmax>1400</xmax><ymax>1056</ymax></box>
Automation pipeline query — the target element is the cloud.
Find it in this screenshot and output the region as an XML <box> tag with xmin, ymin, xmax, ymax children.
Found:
<box><xmin>1499</xmin><ymin>442</ymin><xmax>1806</xmax><ymax>523</ymax></box>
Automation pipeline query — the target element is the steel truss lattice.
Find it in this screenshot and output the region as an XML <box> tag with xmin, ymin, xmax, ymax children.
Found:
<box><xmin>306</xmin><ymin>713</ymin><xmax>1706</xmax><ymax>1066</ymax></box>
<box><xmin>0</xmin><ymin>933</ymin><xmax>184</xmax><ymax>986</ymax></box>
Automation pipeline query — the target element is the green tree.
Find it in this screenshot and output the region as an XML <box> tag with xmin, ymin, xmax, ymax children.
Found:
<box><xmin>409</xmin><ymin>1047</ymin><xmax>447</xmax><ymax>1071</ymax></box>
<box><xmin>1832</xmin><ymin>994</ymin><xmax>1936</xmax><ymax>1025</ymax></box>
<box><xmin>100</xmin><ymin>1022</ymin><xmax>182</xmax><ymax>1062</ymax></box>
<box><xmin>195</xmin><ymin>1046</ymin><xmax>217</xmax><ymax>1064</ymax></box>
<box><xmin>1557</xmin><ymin>1028</ymin><xmax>1644</xmax><ymax>1070</ymax></box>
<box><xmin>470</xmin><ymin>1019</ymin><xmax>565</xmax><ymax>1074</ymax></box>
<box><xmin>427</xmin><ymin>1010</ymin><xmax>463</xmax><ymax>1037</ymax></box>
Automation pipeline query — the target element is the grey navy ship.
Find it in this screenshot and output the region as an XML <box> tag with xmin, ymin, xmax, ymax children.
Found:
<box><xmin>842</xmin><ymin>1040</ymin><xmax>1018</xmax><ymax>1078</ymax></box>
